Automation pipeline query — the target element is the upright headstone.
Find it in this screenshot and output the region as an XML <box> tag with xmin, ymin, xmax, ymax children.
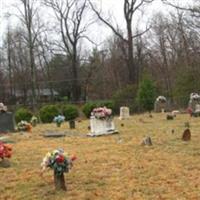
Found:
<box><xmin>182</xmin><ymin>129</ymin><xmax>191</xmax><ymax>141</ymax></box>
<box><xmin>195</xmin><ymin>104</ymin><xmax>200</xmax><ymax>115</ymax></box>
<box><xmin>141</xmin><ymin>136</ymin><xmax>153</xmax><ymax>146</ymax></box>
<box><xmin>188</xmin><ymin>93</ymin><xmax>200</xmax><ymax>112</ymax></box>
<box><xmin>88</xmin><ymin>116</ymin><xmax>118</xmax><ymax>136</ymax></box>
<box><xmin>154</xmin><ymin>96</ymin><xmax>167</xmax><ymax>112</ymax></box>
<box><xmin>119</xmin><ymin>107</ymin><xmax>130</xmax><ymax>120</ymax></box>
<box><xmin>0</xmin><ymin>112</ymin><xmax>15</xmax><ymax>133</ymax></box>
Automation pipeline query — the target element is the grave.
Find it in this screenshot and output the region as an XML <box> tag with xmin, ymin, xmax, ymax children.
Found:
<box><xmin>119</xmin><ymin>107</ymin><xmax>130</xmax><ymax>120</ymax></box>
<box><xmin>141</xmin><ymin>136</ymin><xmax>153</xmax><ymax>146</ymax></box>
<box><xmin>188</xmin><ymin>93</ymin><xmax>200</xmax><ymax>112</ymax></box>
<box><xmin>154</xmin><ymin>96</ymin><xmax>167</xmax><ymax>112</ymax></box>
<box><xmin>87</xmin><ymin>116</ymin><xmax>118</xmax><ymax>137</ymax></box>
<box><xmin>166</xmin><ymin>114</ymin><xmax>174</xmax><ymax>120</ymax></box>
<box><xmin>0</xmin><ymin>112</ymin><xmax>15</xmax><ymax>133</ymax></box>
<box><xmin>43</xmin><ymin>131</ymin><xmax>66</xmax><ymax>138</ymax></box>
<box><xmin>194</xmin><ymin>104</ymin><xmax>200</xmax><ymax>116</ymax></box>
<box><xmin>182</xmin><ymin>129</ymin><xmax>191</xmax><ymax>141</ymax></box>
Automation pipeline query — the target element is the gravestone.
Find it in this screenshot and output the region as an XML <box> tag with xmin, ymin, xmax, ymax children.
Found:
<box><xmin>166</xmin><ymin>114</ymin><xmax>174</xmax><ymax>120</ymax></box>
<box><xmin>119</xmin><ymin>107</ymin><xmax>130</xmax><ymax>120</ymax></box>
<box><xmin>188</xmin><ymin>93</ymin><xmax>200</xmax><ymax>112</ymax></box>
<box><xmin>182</xmin><ymin>129</ymin><xmax>191</xmax><ymax>141</ymax></box>
<box><xmin>141</xmin><ymin>136</ymin><xmax>153</xmax><ymax>146</ymax></box>
<box><xmin>43</xmin><ymin>131</ymin><xmax>66</xmax><ymax>138</ymax></box>
<box><xmin>0</xmin><ymin>112</ymin><xmax>15</xmax><ymax>133</ymax></box>
<box><xmin>194</xmin><ymin>104</ymin><xmax>200</xmax><ymax>117</ymax></box>
<box><xmin>87</xmin><ymin>116</ymin><xmax>118</xmax><ymax>137</ymax></box>
<box><xmin>172</xmin><ymin>110</ymin><xmax>180</xmax><ymax>117</ymax></box>
<box><xmin>154</xmin><ymin>96</ymin><xmax>167</xmax><ymax>112</ymax></box>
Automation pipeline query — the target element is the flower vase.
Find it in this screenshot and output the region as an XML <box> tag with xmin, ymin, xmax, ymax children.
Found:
<box><xmin>27</xmin><ymin>125</ymin><xmax>32</xmax><ymax>132</ymax></box>
<box><xmin>56</xmin><ymin>123</ymin><xmax>61</xmax><ymax>127</ymax></box>
<box><xmin>31</xmin><ymin>121</ymin><xmax>37</xmax><ymax>127</ymax></box>
<box><xmin>54</xmin><ymin>171</ymin><xmax>66</xmax><ymax>191</ymax></box>
<box><xmin>69</xmin><ymin>120</ymin><xmax>75</xmax><ymax>129</ymax></box>
<box><xmin>0</xmin><ymin>159</ymin><xmax>11</xmax><ymax>168</ymax></box>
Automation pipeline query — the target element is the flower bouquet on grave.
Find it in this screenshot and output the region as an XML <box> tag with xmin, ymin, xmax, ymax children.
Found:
<box><xmin>0</xmin><ymin>142</ymin><xmax>12</xmax><ymax>167</ymax></box>
<box><xmin>92</xmin><ymin>107</ymin><xmax>112</xmax><ymax>120</ymax></box>
<box><xmin>41</xmin><ymin>149</ymin><xmax>77</xmax><ymax>191</ymax></box>
<box><xmin>156</xmin><ymin>96</ymin><xmax>167</xmax><ymax>103</ymax></box>
<box><xmin>30</xmin><ymin>116</ymin><xmax>38</xmax><ymax>127</ymax></box>
<box><xmin>17</xmin><ymin>120</ymin><xmax>32</xmax><ymax>132</ymax></box>
<box><xmin>0</xmin><ymin>142</ymin><xmax>12</xmax><ymax>160</ymax></box>
<box><xmin>53</xmin><ymin>115</ymin><xmax>65</xmax><ymax>127</ymax></box>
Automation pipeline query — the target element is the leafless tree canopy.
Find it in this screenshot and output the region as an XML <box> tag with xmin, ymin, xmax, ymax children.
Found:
<box><xmin>0</xmin><ymin>0</ymin><xmax>200</xmax><ymax>107</ymax></box>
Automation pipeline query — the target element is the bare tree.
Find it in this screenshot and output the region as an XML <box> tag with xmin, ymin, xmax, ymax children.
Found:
<box><xmin>16</xmin><ymin>0</ymin><xmax>43</xmax><ymax>109</ymax></box>
<box><xmin>43</xmin><ymin>0</ymin><xmax>90</xmax><ymax>101</ymax></box>
<box><xmin>90</xmin><ymin>0</ymin><xmax>154</xmax><ymax>85</ymax></box>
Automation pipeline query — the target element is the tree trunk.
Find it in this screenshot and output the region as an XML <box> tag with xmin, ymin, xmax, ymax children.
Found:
<box><xmin>71</xmin><ymin>48</ymin><xmax>81</xmax><ymax>102</ymax></box>
<box><xmin>54</xmin><ymin>171</ymin><xmax>67</xmax><ymax>191</ymax></box>
<box><xmin>127</xmin><ymin>19</ymin><xmax>137</xmax><ymax>85</ymax></box>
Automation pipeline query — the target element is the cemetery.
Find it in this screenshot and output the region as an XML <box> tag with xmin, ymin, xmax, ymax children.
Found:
<box><xmin>0</xmin><ymin>100</ymin><xmax>200</xmax><ymax>200</ymax></box>
<box><xmin>1</xmin><ymin>0</ymin><xmax>200</xmax><ymax>199</ymax></box>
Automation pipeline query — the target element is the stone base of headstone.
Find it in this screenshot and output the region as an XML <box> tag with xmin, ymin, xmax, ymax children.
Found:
<box><xmin>191</xmin><ymin>112</ymin><xmax>200</xmax><ymax>117</ymax></box>
<box><xmin>166</xmin><ymin>114</ymin><xmax>174</xmax><ymax>120</ymax></box>
<box><xmin>54</xmin><ymin>171</ymin><xmax>66</xmax><ymax>191</ymax></box>
<box><xmin>87</xmin><ymin>130</ymin><xmax>118</xmax><ymax>137</ymax></box>
<box><xmin>182</xmin><ymin>129</ymin><xmax>191</xmax><ymax>141</ymax></box>
<box><xmin>141</xmin><ymin>137</ymin><xmax>153</xmax><ymax>146</ymax></box>
<box><xmin>0</xmin><ymin>159</ymin><xmax>11</xmax><ymax>168</ymax></box>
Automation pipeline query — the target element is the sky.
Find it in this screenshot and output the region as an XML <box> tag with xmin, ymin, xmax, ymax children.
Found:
<box><xmin>0</xmin><ymin>0</ymin><xmax>191</xmax><ymax>48</ymax></box>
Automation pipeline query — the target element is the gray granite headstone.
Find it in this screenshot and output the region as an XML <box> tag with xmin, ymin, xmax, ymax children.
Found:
<box><xmin>0</xmin><ymin>112</ymin><xmax>15</xmax><ymax>133</ymax></box>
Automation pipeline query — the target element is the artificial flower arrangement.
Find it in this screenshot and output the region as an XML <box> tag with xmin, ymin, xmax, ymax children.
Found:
<box><xmin>53</xmin><ymin>115</ymin><xmax>65</xmax><ymax>127</ymax></box>
<box><xmin>156</xmin><ymin>96</ymin><xmax>167</xmax><ymax>103</ymax></box>
<box><xmin>92</xmin><ymin>107</ymin><xmax>112</xmax><ymax>120</ymax></box>
<box><xmin>41</xmin><ymin>148</ymin><xmax>77</xmax><ymax>190</ymax></box>
<box><xmin>17</xmin><ymin>120</ymin><xmax>32</xmax><ymax>132</ymax></box>
<box><xmin>30</xmin><ymin>116</ymin><xmax>38</xmax><ymax>127</ymax></box>
<box><xmin>0</xmin><ymin>142</ymin><xmax>12</xmax><ymax>160</ymax></box>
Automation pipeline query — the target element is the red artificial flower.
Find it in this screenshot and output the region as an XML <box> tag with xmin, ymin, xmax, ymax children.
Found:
<box><xmin>4</xmin><ymin>144</ymin><xmax>12</xmax><ymax>151</ymax></box>
<box><xmin>26</xmin><ymin>124</ymin><xmax>32</xmax><ymax>132</ymax></box>
<box><xmin>0</xmin><ymin>143</ymin><xmax>12</xmax><ymax>159</ymax></box>
<box><xmin>71</xmin><ymin>155</ymin><xmax>77</xmax><ymax>161</ymax></box>
<box><xmin>55</xmin><ymin>155</ymin><xmax>65</xmax><ymax>163</ymax></box>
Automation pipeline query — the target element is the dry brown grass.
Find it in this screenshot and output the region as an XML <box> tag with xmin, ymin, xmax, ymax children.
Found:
<box><xmin>0</xmin><ymin>113</ymin><xmax>200</xmax><ymax>200</ymax></box>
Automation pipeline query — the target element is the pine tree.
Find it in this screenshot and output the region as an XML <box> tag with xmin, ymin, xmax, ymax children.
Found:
<box><xmin>137</xmin><ymin>78</ymin><xmax>156</xmax><ymax>112</ymax></box>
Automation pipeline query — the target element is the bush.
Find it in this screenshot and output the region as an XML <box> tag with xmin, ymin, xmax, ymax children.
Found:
<box><xmin>112</xmin><ymin>85</ymin><xmax>138</xmax><ymax>114</ymax></box>
<box><xmin>136</xmin><ymin>77</ymin><xmax>156</xmax><ymax>112</ymax></box>
<box><xmin>62</xmin><ymin>105</ymin><xmax>79</xmax><ymax>121</ymax></box>
<box><xmin>82</xmin><ymin>102</ymin><xmax>97</xmax><ymax>118</ymax></box>
<box><xmin>39</xmin><ymin>105</ymin><xmax>60</xmax><ymax>123</ymax></box>
<box><xmin>15</xmin><ymin>108</ymin><xmax>33</xmax><ymax>123</ymax></box>
<box><xmin>98</xmin><ymin>100</ymin><xmax>115</xmax><ymax>111</ymax></box>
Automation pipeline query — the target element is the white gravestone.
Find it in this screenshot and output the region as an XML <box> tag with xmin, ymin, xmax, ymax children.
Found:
<box><xmin>188</xmin><ymin>93</ymin><xmax>200</xmax><ymax>111</ymax></box>
<box><xmin>119</xmin><ymin>107</ymin><xmax>130</xmax><ymax>120</ymax></box>
<box><xmin>195</xmin><ymin>104</ymin><xmax>200</xmax><ymax>113</ymax></box>
<box><xmin>88</xmin><ymin>116</ymin><xmax>118</xmax><ymax>136</ymax></box>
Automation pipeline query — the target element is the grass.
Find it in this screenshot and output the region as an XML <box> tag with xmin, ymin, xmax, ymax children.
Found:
<box><xmin>0</xmin><ymin>113</ymin><xmax>200</xmax><ymax>200</ymax></box>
